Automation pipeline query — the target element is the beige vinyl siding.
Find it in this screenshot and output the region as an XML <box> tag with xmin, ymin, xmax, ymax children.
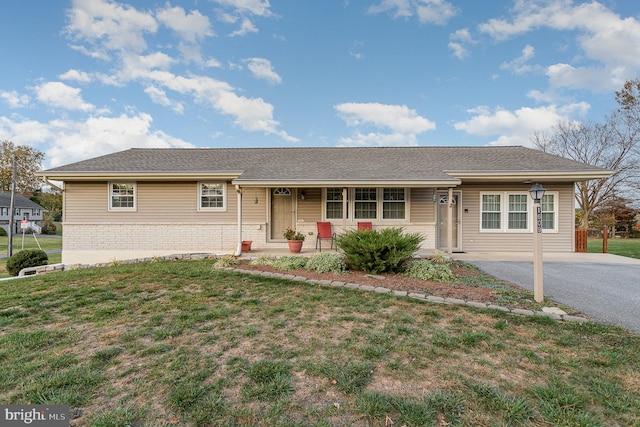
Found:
<box><xmin>409</xmin><ymin>188</ymin><xmax>435</xmax><ymax>223</ymax></box>
<box><xmin>240</xmin><ymin>187</ymin><xmax>268</xmax><ymax>223</ymax></box>
<box><xmin>297</xmin><ymin>188</ymin><xmax>322</xmax><ymax>223</ymax></box>
<box><xmin>459</xmin><ymin>183</ymin><xmax>575</xmax><ymax>252</ymax></box>
<box><xmin>65</xmin><ymin>181</ymin><xmax>241</xmax><ymax>222</ymax></box>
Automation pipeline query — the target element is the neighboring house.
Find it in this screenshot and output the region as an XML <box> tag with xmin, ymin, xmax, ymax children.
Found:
<box><xmin>38</xmin><ymin>146</ymin><xmax>611</xmax><ymax>265</ymax></box>
<box><xmin>0</xmin><ymin>192</ymin><xmax>46</xmax><ymax>235</ymax></box>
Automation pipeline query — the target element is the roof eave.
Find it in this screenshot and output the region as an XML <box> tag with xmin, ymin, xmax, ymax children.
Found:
<box><xmin>446</xmin><ymin>170</ymin><xmax>612</xmax><ymax>182</ymax></box>
<box><xmin>232</xmin><ymin>179</ymin><xmax>462</xmax><ymax>187</ymax></box>
<box><xmin>37</xmin><ymin>171</ymin><xmax>244</xmax><ymax>181</ymax></box>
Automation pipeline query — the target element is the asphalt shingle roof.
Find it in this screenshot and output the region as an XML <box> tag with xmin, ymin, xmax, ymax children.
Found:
<box><xmin>0</xmin><ymin>193</ymin><xmax>44</xmax><ymax>209</ymax></box>
<box><xmin>41</xmin><ymin>146</ymin><xmax>609</xmax><ymax>182</ymax></box>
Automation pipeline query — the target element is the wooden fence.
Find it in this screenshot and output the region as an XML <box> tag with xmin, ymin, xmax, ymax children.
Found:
<box><xmin>575</xmin><ymin>227</ymin><xmax>587</xmax><ymax>252</ymax></box>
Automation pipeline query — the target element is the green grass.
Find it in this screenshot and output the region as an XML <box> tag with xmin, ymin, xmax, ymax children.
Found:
<box><xmin>588</xmin><ymin>238</ymin><xmax>640</xmax><ymax>259</ymax></box>
<box><xmin>1</xmin><ymin>259</ymin><xmax>639</xmax><ymax>426</ymax></box>
<box><xmin>0</xmin><ymin>236</ymin><xmax>62</xmax><ymax>278</ymax></box>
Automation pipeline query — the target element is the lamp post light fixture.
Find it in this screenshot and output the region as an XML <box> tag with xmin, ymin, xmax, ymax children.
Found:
<box><xmin>528</xmin><ymin>183</ymin><xmax>546</xmax><ymax>303</ymax></box>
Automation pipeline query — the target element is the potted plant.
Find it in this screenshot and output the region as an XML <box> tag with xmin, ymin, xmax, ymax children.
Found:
<box><xmin>283</xmin><ymin>227</ymin><xmax>305</xmax><ymax>253</ymax></box>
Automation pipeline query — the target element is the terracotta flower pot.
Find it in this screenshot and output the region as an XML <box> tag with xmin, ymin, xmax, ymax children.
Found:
<box><xmin>241</xmin><ymin>240</ymin><xmax>252</xmax><ymax>251</ymax></box>
<box><xmin>287</xmin><ymin>240</ymin><xmax>303</xmax><ymax>253</ymax></box>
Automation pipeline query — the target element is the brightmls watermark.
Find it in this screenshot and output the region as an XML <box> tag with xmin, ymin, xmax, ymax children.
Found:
<box><xmin>1</xmin><ymin>405</ymin><xmax>69</xmax><ymax>426</ymax></box>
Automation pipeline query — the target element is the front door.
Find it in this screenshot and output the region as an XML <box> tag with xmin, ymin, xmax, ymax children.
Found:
<box><xmin>437</xmin><ymin>191</ymin><xmax>462</xmax><ymax>252</ymax></box>
<box><xmin>270</xmin><ymin>188</ymin><xmax>293</xmax><ymax>240</ymax></box>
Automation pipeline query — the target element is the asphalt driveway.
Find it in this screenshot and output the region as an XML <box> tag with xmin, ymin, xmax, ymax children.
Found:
<box><xmin>453</xmin><ymin>253</ymin><xmax>640</xmax><ymax>335</ymax></box>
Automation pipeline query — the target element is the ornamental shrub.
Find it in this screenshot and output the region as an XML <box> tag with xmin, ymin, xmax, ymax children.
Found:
<box><xmin>305</xmin><ymin>252</ymin><xmax>347</xmax><ymax>274</ymax></box>
<box><xmin>6</xmin><ymin>249</ymin><xmax>48</xmax><ymax>276</ymax></box>
<box><xmin>270</xmin><ymin>256</ymin><xmax>308</xmax><ymax>271</ymax></box>
<box><xmin>336</xmin><ymin>227</ymin><xmax>423</xmax><ymax>274</ymax></box>
<box><xmin>403</xmin><ymin>259</ymin><xmax>456</xmax><ymax>282</ymax></box>
<box><xmin>0</xmin><ymin>227</ymin><xmax>7</xmax><ymax>236</ymax></box>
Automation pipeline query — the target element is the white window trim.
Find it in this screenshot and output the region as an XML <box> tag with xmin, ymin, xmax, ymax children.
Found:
<box><xmin>108</xmin><ymin>182</ymin><xmax>137</xmax><ymax>212</ymax></box>
<box><xmin>506</xmin><ymin>192</ymin><xmax>530</xmax><ymax>232</ymax></box>
<box><xmin>198</xmin><ymin>181</ymin><xmax>227</xmax><ymax>212</ymax></box>
<box><xmin>480</xmin><ymin>191</ymin><xmax>559</xmax><ymax>233</ymax></box>
<box><xmin>323</xmin><ymin>187</ymin><xmax>409</xmax><ymax>222</ymax></box>
<box><xmin>540</xmin><ymin>192</ymin><xmax>559</xmax><ymax>233</ymax></box>
<box><xmin>480</xmin><ymin>192</ymin><xmax>502</xmax><ymax>232</ymax></box>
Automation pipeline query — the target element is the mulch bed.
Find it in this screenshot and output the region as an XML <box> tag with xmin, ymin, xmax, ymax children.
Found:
<box><xmin>234</xmin><ymin>262</ymin><xmax>518</xmax><ymax>304</ymax></box>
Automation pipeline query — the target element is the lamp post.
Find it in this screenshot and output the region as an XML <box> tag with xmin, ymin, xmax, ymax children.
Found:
<box><xmin>528</xmin><ymin>183</ymin><xmax>546</xmax><ymax>303</ymax></box>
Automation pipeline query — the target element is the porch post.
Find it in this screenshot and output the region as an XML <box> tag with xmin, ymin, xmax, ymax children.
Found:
<box><xmin>234</xmin><ymin>185</ymin><xmax>243</xmax><ymax>256</ymax></box>
<box><xmin>447</xmin><ymin>187</ymin><xmax>453</xmax><ymax>254</ymax></box>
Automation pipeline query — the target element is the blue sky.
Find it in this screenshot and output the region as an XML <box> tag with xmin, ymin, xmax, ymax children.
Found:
<box><xmin>1</xmin><ymin>0</ymin><xmax>639</xmax><ymax>168</ymax></box>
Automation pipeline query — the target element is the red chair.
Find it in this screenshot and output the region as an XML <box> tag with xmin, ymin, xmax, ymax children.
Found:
<box><xmin>358</xmin><ymin>222</ymin><xmax>373</xmax><ymax>231</ymax></box>
<box><xmin>316</xmin><ymin>222</ymin><xmax>336</xmax><ymax>251</ymax></box>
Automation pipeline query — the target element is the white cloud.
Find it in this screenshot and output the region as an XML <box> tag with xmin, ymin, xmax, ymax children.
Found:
<box><xmin>59</xmin><ymin>69</ymin><xmax>93</xmax><ymax>83</ymax></box>
<box><xmin>448</xmin><ymin>28</ymin><xmax>476</xmax><ymax>60</ymax></box>
<box><xmin>1</xmin><ymin>90</ymin><xmax>31</xmax><ymax>108</ymax></box>
<box><xmin>60</xmin><ymin>0</ymin><xmax>295</xmax><ymax>144</ymax></box>
<box><xmin>338</xmin><ymin>131</ymin><xmax>420</xmax><ymax>147</ymax></box>
<box><xmin>546</xmin><ymin>63</ymin><xmax>628</xmax><ymax>93</ymax></box>
<box><xmin>335</xmin><ymin>102</ymin><xmax>435</xmax><ymax>146</ymax></box>
<box><xmin>478</xmin><ymin>0</ymin><xmax>640</xmax><ymax>92</ymax></box>
<box><xmin>0</xmin><ymin>113</ymin><xmax>194</xmax><ymax>167</ymax></box>
<box><xmin>34</xmin><ymin>82</ymin><xmax>94</xmax><ymax>112</ymax></box>
<box><xmin>368</xmin><ymin>0</ymin><xmax>457</xmax><ymax>25</ymax></box>
<box><xmin>500</xmin><ymin>44</ymin><xmax>537</xmax><ymax>75</ymax></box>
<box><xmin>336</xmin><ymin>102</ymin><xmax>435</xmax><ymax>134</ymax></box>
<box><xmin>228</xmin><ymin>18</ymin><xmax>259</xmax><ymax>37</ymax></box>
<box><xmin>244</xmin><ymin>58</ymin><xmax>282</xmax><ymax>84</ymax></box>
<box><xmin>156</xmin><ymin>5</ymin><xmax>213</xmax><ymax>43</ymax></box>
<box><xmin>213</xmin><ymin>0</ymin><xmax>273</xmax><ymax>17</ymax></box>
<box><xmin>144</xmin><ymin>86</ymin><xmax>184</xmax><ymax>114</ymax></box>
<box><xmin>454</xmin><ymin>102</ymin><xmax>590</xmax><ymax>146</ymax></box>
<box><xmin>66</xmin><ymin>0</ymin><xmax>158</xmax><ymax>53</ymax></box>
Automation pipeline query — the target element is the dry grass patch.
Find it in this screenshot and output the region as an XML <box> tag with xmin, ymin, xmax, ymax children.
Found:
<box><xmin>0</xmin><ymin>259</ymin><xmax>638</xmax><ymax>426</ymax></box>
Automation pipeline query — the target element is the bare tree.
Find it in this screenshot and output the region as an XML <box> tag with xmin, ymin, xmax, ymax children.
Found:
<box><xmin>0</xmin><ymin>140</ymin><xmax>44</xmax><ymax>194</ymax></box>
<box><xmin>532</xmin><ymin>112</ymin><xmax>640</xmax><ymax>229</ymax></box>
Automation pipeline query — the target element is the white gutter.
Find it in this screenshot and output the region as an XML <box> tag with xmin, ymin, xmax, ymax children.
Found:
<box><xmin>234</xmin><ymin>185</ymin><xmax>242</xmax><ymax>256</ymax></box>
<box><xmin>41</xmin><ymin>176</ymin><xmax>63</xmax><ymax>191</ymax></box>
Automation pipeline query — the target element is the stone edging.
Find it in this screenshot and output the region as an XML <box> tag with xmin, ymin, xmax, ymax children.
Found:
<box><xmin>224</xmin><ymin>267</ymin><xmax>590</xmax><ymax>324</ymax></box>
<box><xmin>6</xmin><ymin>252</ymin><xmax>589</xmax><ymax>325</ymax></box>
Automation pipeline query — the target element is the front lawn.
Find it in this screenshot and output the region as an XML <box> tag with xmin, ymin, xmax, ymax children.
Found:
<box><xmin>1</xmin><ymin>259</ymin><xmax>638</xmax><ymax>426</ymax></box>
<box><xmin>588</xmin><ymin>238</ymin><xmax>640</xmax><ymax>259</ymax></box>
<box><xmin>0</xmin><ymin>236</ymin><xmax>62</xmax><ymax>278</ymax></box>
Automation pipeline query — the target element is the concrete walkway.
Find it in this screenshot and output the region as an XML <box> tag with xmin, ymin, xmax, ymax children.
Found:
<box><xmin>453</xmin><ymin>252</ymin><xmax>640</xmax><ymax>335</ymax></box>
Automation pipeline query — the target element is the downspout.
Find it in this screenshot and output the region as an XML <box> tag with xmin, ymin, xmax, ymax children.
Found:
<box><xmin>234</xmin><ymin>185</ymin><xmax>243</xmax><ymax>256</ymax></box>
<box><xmin>42</xmin><ymin>176</ymin><xmax>63</xmax><ymax>192</ymax></box>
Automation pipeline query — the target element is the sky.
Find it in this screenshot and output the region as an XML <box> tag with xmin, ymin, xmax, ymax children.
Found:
<box><xmin>1</xmin><ymin>0</ymin><xmax>639</xmax><ymax>169</ymax></box>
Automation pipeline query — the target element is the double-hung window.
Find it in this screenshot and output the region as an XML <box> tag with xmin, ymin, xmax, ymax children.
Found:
<box><xmin>109</xmin><ymin>182</ymin><xmax>136</xmax><ymax>211</ymax></box>
<box><xmin>325</xmin><ymin>188</ymin><xmax>344</xmax><ymax>220</ymax></box>
<box><xmin>481</xmin><ymin>194</ymin><xmax>501</xmax><ymax>230</ymax></box>
<box><xmin>508</xmin><ymin>194</ymin><xmax>528</xmax><ymax>230</ymax></box>
<box><xmin>383</xmin><ymin>188</ymin><xmax>405</xmax><ymax>219</ymax></box>
<box><xmin>354</xmin><ymin>188</ymin><xmax>377</xmax><ymax>220</ymax></box>
<box><xmin>198</xmin><ymin>182</ymin><xmax>226</xmax><ymax>211</ymax></box>
<box><xmin>541</xmin><ymin>194</ymin><xmax>556</xmax><ymax>231</ymax></box>
<box><xmin>324</xmin><ymin>188</ymin><xmax>407</xmax><ymax>221</ymax></box>
<box><xmin>481</xmin><ymin>191</ymin><xmax>558</xmax><ymax>232</ymax></box>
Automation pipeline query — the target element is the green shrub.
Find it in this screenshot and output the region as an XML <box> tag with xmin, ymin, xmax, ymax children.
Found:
<box><xmin>403</xmin><ymin>259</ymin><xmax>456</xmax><ymax>282</ymax></box>
<box><xmin>336</xmin><ymin>228</ymin><xmax>423</xmax><ymax>274</ymax></box>
<box><xmin>250</xmin><ymin>255</ymin><xmax>275</xmax><ymax>266</ymax></box>
<box><xmin>41</xmin><ymin>221</ymin><xmax>57</xmax><ymax>235</ymax></box>
<box><xmin>6</xmin><ymin>249</ymin><xmax>48</xmax><ymax>276</ymax></box>
<box><xmin>270</xmin><ymin>256</ymin><xmax>308</xmax><ymax>271</ymax></box>
<box><xmin>305</xmin><ymin>253</ymin><xmax>347</xmax><ymax>274</ymax></box>
<box><xmin>0</xmin><ymin>227</ymin><xmax>7</xmax><ymax>236</ymax></box>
